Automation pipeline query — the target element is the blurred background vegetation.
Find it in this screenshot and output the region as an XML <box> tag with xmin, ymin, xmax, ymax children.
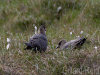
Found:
<box><xmin>0</xmin><ymin>0</ymin><xmax>100</xmax><ymax>75</ymax></box>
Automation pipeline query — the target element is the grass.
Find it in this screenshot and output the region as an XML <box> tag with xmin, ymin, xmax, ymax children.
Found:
<box><xmin>0</xmin><ymin>0</ymin><xmax>100</xmax><ymax>75</ymax></box>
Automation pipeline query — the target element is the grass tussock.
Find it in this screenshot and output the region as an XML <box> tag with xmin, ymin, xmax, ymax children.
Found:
<box><xmin>0</xmin><ymin>0</ymin><xmax>100</xmax><ymax>75</ymax></box>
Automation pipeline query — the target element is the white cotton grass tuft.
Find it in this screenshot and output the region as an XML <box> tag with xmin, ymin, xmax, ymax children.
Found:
<box><xmin>7</xmin><ymin>38</ymin><xmax>11</xmax><ymax>42</ymax></box>
<box><xmin>34</xmin><ymin>26</ymin><xmax>37</xmax><ymax>34</ymax></box>
<box><xmin>33</xmin><ymin>24</ymin><xmax>37</xmax><ymax>34</ymax></box>
<box><xmin>94</xmin><ymin>46</ymin><xmax>97</xmax><ymax>50</ymax></box>
<box><xmin>6</xmin><ymin>38</ymin><xmax>11</xmax><ymax>50</ymax></box>
<box><xmin>6</xmin><ymin>43</ymin><xmax>10</xmax><ymax>50</ymax></box>
<box><xmin>70</xmin><ymin>32</ymin><xmax>72</xmax><ymax>35</ymax></box>
<box><xmin>57</xmin><ymin>6</ymin><xmax>62</xmax><ymax>13</ymax></box>
<box><xmin>94</xmin><ymin>46</ymin><xmax>98</xmax><ymax>53</ymax></box>
<box><xmin>76</xmin><ymin>35</ymin><xmax>80</xmax><ymax>38</ymax></box>
<box><xmin>80</xmin><ymin>31</ymin><xmax>83</xmax><ymax>34</ymax></box>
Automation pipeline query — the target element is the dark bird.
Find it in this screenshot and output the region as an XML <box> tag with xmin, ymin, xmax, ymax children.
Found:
<box><xmin>24</xmin><ymin>25</ymin><xmax>48</xmax><ymax>53</ymax></box>
<box><xmin>56</xmin><ymin>34</ymin><xmax>86</xmax><ymax>50</ymax></box>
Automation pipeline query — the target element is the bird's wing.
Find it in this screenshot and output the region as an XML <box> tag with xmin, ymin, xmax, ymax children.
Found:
<box><xmin>63</xmin><ymin>34</ymin><xmax>86</xmax><ymax>50</ymax></box>
<box><xmin>32</xmin><ymin>34</ymin><xmax>47</xmax><ymax>41</ymax></box>
<box><xmin>70</xmin><ymin>34</ymin><xmax>86</xmax><ymax>49</ymax></box>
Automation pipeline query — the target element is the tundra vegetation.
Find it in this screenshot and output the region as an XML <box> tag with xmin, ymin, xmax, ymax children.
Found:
<box><xmin>0</xmin><ymin>0</ymin><xmax>100</xmax><ymax>75</ymax></box>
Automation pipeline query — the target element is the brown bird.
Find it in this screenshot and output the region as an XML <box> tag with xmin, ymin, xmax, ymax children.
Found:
<box><xmin>56</xmin><ymin>34</ymin><xmax>86</xmax><ymax>50</ymax></box>
<box><xmin>24</xmin><ymin>25</ymin><xmax>48</xmax><ymax>53</ymax></box>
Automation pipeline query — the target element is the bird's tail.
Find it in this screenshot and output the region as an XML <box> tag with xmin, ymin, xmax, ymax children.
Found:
<box><xmin>76</xmin><ymin>34</ymin><xmax>87</xmax><ymax>46</ymax></box>
<box><xmin>81</xmin><ymin>34</ymin><xmax>87</xmax><ymax>39</ymax></box>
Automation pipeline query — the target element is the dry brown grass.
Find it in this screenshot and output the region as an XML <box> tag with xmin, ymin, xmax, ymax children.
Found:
<box><xmin>0</xmin><ymin>0</ymin><xmax>100</xmax><ymax>75</ymax></box>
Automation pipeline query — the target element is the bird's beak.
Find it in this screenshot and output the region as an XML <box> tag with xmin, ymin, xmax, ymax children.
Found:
<box><xmin>24</xmin><ymin>43</ymin><xmax>28</xmax><ymax>45</ymax></box>
<box><xmin>56</xmin><ymin>46</ymin><xmax>59</xmax><ymax>49</ymax></box>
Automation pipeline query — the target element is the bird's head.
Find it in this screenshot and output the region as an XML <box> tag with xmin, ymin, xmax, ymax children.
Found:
<box><xmin>56</xmin><ymin>39</ymin><xmax>67</xmax><ymax>49</ymax></box>
<box><xmin>38</xmin><ymin>25</ymin><xmax>46</xmax><ymax>35</ymax></box>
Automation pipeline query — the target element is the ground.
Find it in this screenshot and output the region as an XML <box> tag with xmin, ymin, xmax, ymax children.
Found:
<box><xmin>0</xmin><ymin>0</ymin><xmax>100</xmax><ymax>75</ymax></box>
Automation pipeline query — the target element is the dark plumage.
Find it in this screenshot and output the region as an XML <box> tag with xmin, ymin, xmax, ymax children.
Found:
<box><xmin>56</xmin><ymin>34</ymin><xmax>86</xmax><ymax>50</ymax></box>
<box><xmin>24</xmin><ymin>25</ymin><xmax>48</xmax><ymax>53</ymax></box>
